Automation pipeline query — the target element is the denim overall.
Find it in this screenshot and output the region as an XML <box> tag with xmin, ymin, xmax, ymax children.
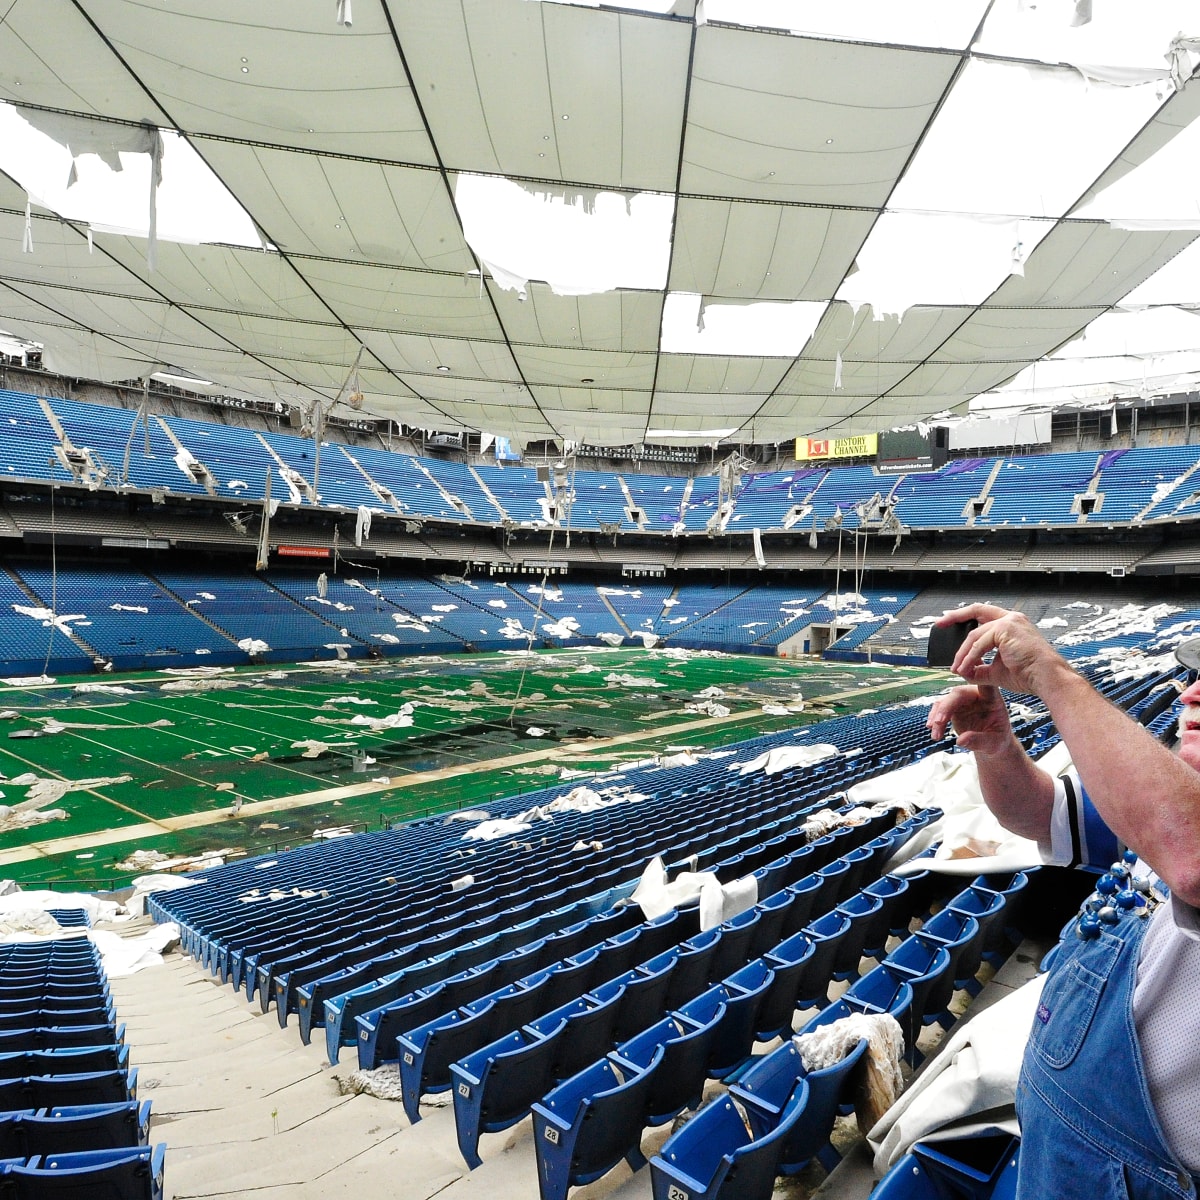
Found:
<box><xmin>1016</xmin><ymin>902</ymin><xmax>1199</xmax><ymax>1200</ymax></box>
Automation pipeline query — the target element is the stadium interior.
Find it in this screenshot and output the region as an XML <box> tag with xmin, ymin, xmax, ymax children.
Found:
<box><xmin>3</xmin><ymin>3</ymin><xmax>1200</xmax><ymax>1199</ymax></box>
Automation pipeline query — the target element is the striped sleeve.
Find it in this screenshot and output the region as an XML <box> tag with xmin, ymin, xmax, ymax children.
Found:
<box><xmin>1044</xmin><ymin>768</ymin><xmax>1120</xmax><ymax>868</ymax></box>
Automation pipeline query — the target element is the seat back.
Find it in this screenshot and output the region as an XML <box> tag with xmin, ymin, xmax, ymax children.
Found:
<box><xmin>10</xmin><ymin>1143</ymin><xmax>165</xmax><ymax>1200</ymax></box>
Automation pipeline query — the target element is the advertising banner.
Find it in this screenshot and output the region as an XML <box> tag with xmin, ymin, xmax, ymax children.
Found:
<box><xmin>794</xmin><ymin>434</ymin><xmax>878</xmax><ymax>461</ymax></box>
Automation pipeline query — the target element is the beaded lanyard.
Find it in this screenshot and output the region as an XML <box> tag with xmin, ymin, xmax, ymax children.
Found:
<box><xmin>1077</xmin><ymin>849</ymin><xmax>1167</xmax><ymax>939</ymax></box>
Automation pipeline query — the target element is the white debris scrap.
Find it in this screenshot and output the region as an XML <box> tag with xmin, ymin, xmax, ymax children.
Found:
<box><xmin>90</xmin><ymin>924</ymin><xmax>181</xmax><ymax>977</ymax></box>
<box><xmin>730</xmin><ymin>743</ymin><xmax>841</xmax><ymax>776</ymax></box>
<box><xmin>541</xmin><ymin>616</ymin><xmax>580</xmax><ymax>639</ymax></box>
<box><xmin>390</xmin><ymin>613</ymin><xmax>430</xmax><ymax>633</ymax></box>
<box><xmin>12</xmin><ymin>605</ymin><xmax>90</xmax><ymax>635</ymax></box>
<box><xmin>6</xmin><ymin>772</ymin><xmax>133</xmax><ymax>817</ymax></box>
<box><xmin>795</xmin><ymin>1012</ymin><xmax>905</xmax><ymax>1134</ymax></box>
<box><xmin>290</xmin><ymin>740</ymin><xmax>330</xmax><ymax>758</ymax></box>
<box><xmin>631</xmin><ymin>855</ymin><xmax>718</xmax><ymax>922</ymax></box>
<box><xmin>0</xmin><ymin>888</ymin><xmax>122</xmax><ymax>927</ymax></box>
<box><xmin>159</xmin><ymin>678</ymin><xmax>237</xmax><ymax>693</ymax></box>
<box><xmin>657</xmin><ymin>751</ymin><xmax>699</xmax><ymax>768</ymax></box>
<box><xmin>1054</xmin><ymin>602</ymin><xmax>1183</xmax><ymax>648</ymax></box>
<box><xmin>462</xmin><ymin>816</ymin><xmax>534</xmax><ymax>841</ymax></box>
<box><xmin>237</xmin><ymin>638</ymin><xmax>270</xmax><ymax>655</ymax></box>
<box><xmin>604</xmin><ymin>672</ymin><xmax>663</xmax><ymax>689</ymax></box>
<box><xmin>333</xmin><ymin>1063</ymin><xmax>406</xmax><ymax>1101</ymax></box>
<box><xmin>314</xmin><ymin>704</ymin><xmax>417</xmax><ymax>731</ymax></box>
<box><xmin>35</xmin><ymin>718</ymin><xmax>171</xmax><ymax>736</ymax></box>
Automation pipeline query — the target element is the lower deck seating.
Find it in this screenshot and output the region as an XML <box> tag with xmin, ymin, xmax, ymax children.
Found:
<box><xmin>0</xmin><ymin>941</ymin><xmax>163</xmax><ymax>1195</ymax></box>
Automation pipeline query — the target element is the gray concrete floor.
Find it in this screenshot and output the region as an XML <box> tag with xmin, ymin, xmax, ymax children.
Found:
<box><xmin>105</xmin><ymin>922</ymin><xmax>1044</xmax><ymax>1200</ymax></box>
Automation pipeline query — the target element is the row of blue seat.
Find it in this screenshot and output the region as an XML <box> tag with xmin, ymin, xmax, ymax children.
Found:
<box><xmin>442</xmin><ymin>813</ymin><xmax>947</xmax><ymax>1174</ymax></box>
<box><xmin>0</xmin><ymin>1144</ymin><xmax>164</xmax><ymax>1200</ymax></box>
<box><xmin>0</xmin><ymin>1100</ymin><xmax>151</xmax><ymax>1157</ymax></box>
<box><xmin>169</xmin><ymin>705</ymin><xmax>937</xmax><ymax>960</ymax></box>
<box><xmin>338</xmin><ymin>806</ymin><xmax>913</xmax><ymax>1070</ymax></box>
<box><xmin>642</xmin><ymin>869</ymin><xmax>1030</xmax><ymax>1200</ymax></box>
<box><xmin>0</xmin><ymin>938</ymin><xmax>164</xmax><ymax>1196</ymax></box>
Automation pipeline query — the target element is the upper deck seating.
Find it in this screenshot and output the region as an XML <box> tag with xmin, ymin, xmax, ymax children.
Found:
<box><xmin>888</xmin><ymin>459</ymin><xmax>996</xmax><ymax>529</ymax></box>
<box><xmin>979</xmin><ymin>451</ymin><xmax>1099</xmax><ymax>527</ymax></box>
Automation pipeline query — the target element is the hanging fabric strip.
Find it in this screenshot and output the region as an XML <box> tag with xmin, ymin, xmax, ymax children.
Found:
<box><xmin>336</xmin><ymin>0</ymin><xmax>352</xmax><ymax>25</ymax></box>
<box><xmin>752</xmin><ymin>527</ymin><xmax>766</xmax><ymax>567</ymax></box>
<box><xmin>255</xmin><ymin>469</ymin><xmax>272</xmax><ymax>571</ymax></box>
<box><xmin>22</xmin><ymin>198</ymin><xmax>33</xmax><ymax>253</ymax></box>
<box><xmin>147</xmin><ymin>130</ymin><xmax>163</xmax><ymax>272</ymax></box>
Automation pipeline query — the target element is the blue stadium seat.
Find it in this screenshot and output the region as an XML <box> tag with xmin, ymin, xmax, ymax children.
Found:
<box><xmin>451</xmin><ymin>1028</ymin><xmax>561</xmax><ymax>1169</ymax></box>
<box><xmin>4</xmin><ymin>1143</ymin><xmax>166</xmax><ymax>1200</ymax></box>
<box><xmin>20</xmin><ymin>1101</ymin><xmax>152</xmax><ymax>1155</ymax></box>
<box><xmin>755</xmin><ymin>933</ymin><xmax>815</xmax><ymax>1041</ymax></box>
<box><xmin>532</xmin><ymin>1046</ymin><xmax>665</xmax><ymax>1200</ymax></box>
<box><xmin>706</xmin><ymin>961</ymin><xmax>774</xmax><ymax>1080</ymax></box>
<box><xmin>649</xmin><ymin>1085</ymin><xmax>808</xmax><ymax>1200</ymax></box>
<box><xmin>873</xmin><ymin>1132</ymin><xmax>1021</xmax><ymax>1200</ymax></box>
<box><xmin>610</xmin><ymin>1007</ymin><xmax>724</xmax><ymax>1127</ymax></box>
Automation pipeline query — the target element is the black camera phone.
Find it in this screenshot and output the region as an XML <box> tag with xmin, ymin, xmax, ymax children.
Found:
<box><xmin>927</xmin><ymin>619</ymin><xmax>978</xmax><ymax>668</ymax></box>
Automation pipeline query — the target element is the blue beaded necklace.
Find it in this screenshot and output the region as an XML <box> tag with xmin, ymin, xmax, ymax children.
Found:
<box><xmin>1077</xmin><ymin>849</ymin><xmax>1166</xmax><ymax>939</ymax></box>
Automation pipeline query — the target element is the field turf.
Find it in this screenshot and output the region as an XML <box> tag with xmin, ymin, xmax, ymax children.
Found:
<box><xmin>0</xmin><ymin>647</ymin><xmax>949</xmax><ymax>886</ymax></box>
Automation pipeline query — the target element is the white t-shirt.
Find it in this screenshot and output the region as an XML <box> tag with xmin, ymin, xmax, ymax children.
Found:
<box><xmin>1047</xmin><ymin>771</ymin><xmax>1200</xmax><ymax>1173</ymax></box>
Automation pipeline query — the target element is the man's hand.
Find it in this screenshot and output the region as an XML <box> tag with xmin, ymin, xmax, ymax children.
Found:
<box><xmin>927</xmin><ymin>684</ymin><xmax>1012</xmax><ymax>754</ymax></box>
<box><xmin>935</xmin><ymin>604</ymin><xmax>1074</xmax><ymax>699</ymax></box>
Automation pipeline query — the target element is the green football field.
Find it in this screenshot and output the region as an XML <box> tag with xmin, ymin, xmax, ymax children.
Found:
<box><xmin>0</xmin><ymin>647</ymin><xmax>950</xmax><ymax>887</ymax></box>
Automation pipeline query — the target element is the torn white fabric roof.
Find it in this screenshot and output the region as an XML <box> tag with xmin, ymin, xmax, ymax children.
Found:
<box><xmin>4</xmin><ymin>6</ymin><xmax>1200</xmax><ymax>440</ymax></box>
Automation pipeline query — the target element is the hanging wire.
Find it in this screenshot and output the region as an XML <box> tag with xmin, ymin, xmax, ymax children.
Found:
<box><xmin>40</xmin><ymin>484</ymin><xmax>58</xmax><ymax>679</ymax></box>
<box><xmin>854</xmin><ymin>522</ymin><xmax>868</xmax><ymax>598</ymax></box>
<box><xmin>506</xmin><ymin>525</ymin><xmax>557</xmax><ymax>727</ymax></box>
